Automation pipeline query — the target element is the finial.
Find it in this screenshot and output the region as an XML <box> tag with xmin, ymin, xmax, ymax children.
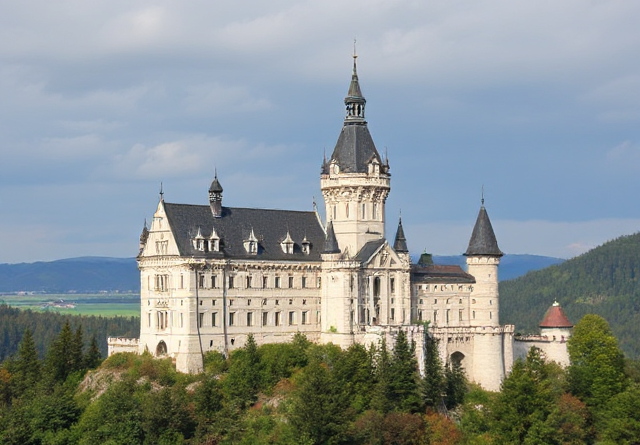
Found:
<box><xmin>481</xmin><ymin>184</ymin><xmax>484</xmax><ymax>206</ymax></box>
<box><xmin>214</xmin><ymin>167</ymin><xmax>217</xmax><ymax>179</ymax></box>
<box><xmin>399</xmin><ymin>208</ymin><xmax>402</xmax><ymax>220</ymax></box>
<box><xmin>159</xmin><ymin>182</ymin><xmax>164</xmax><ymax>201</ymax></box>
<box><xmin>353</xmin><ymin>38</ymin><xmax>357</xmax><ymax>60</ymax></box>
<box><xmin>144</xmin><ymin>218</ymin><xmax>148</xmax><ymax>230</ymax></box>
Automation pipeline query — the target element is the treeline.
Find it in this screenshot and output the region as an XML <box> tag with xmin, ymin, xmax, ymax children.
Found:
<box><xmin>1</xmin><ymin>314</ymin><xmax>639</xmax><ymax>444</ymax></box>
<box><xmin>500</xmin><ymin>232</ymin><xmax>640</xmax><ymax>358</ymax></box>
<box><xmin>0</xmin><ymin>304</ymin><xmax>139</xmax><ymax>361</ymax></box>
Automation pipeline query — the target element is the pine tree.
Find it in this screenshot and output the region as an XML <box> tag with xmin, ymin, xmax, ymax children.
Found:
<box><xmin>370</xmin><ymin>338</ymin><xmax>393</xmax><ymax>413</ymax></box>
<box><xmin>70</xmin><ymin>324</ymin><xmax>84</xmax><ymax>373</ymax></box>
<box><xmin>45</xmin><ymin>321</ymin><xmax>74</xmax><ymax>382</ymax></box>
<box><xmin>389</xmin><ymin>330</ymin><xmax>422</xmax><ymax>413</ymax></box>
<box><xmin>84</xmin><ymin>335</ymin><xmax>102</xmax><ymax>369</ymax></box>
<box><xmin>444</xmin><ymin>360</ymin><xmax>466</xmax><ymax>409</ymax></box>
<box><xmin>422</xmin><ymin>334</ymin><xmax>445</xmax><ymax>409</ymax></box>
<box><xmin>13</xmin><ymin>328</ymin><xmax>41</xmax><ymax>395</ymax></box>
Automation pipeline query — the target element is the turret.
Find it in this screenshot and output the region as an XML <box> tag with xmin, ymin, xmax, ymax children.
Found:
<box><xmin>208</xmin><ymin>173</ymin><xmax>223</xmax><ymax>217</ymax></box>
<box><xmin>393</xmin><ymin>217</ymin><xmax>409</xmax><ymax>254</ymax></box>
<box><xmin>540</xmin><ymin>301</ymin><xmax>573</xmax><ymax>342</ymax></box>
<box><xmin>465</xmin><ymin>201</ymin><xmax>502</xmax><ymax>327</ymax></box>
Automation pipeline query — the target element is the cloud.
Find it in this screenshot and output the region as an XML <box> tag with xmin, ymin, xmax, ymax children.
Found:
<box><xmin>606</xmin><ymin>140</ymin><xmax>640</xmax><ymax>170</ymax></box>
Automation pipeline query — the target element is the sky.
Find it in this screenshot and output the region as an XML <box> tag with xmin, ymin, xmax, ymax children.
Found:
<box><xmin>1</xmin><ymin>0</ymin><xmax>640</xmax><ymax>263</ymax></box>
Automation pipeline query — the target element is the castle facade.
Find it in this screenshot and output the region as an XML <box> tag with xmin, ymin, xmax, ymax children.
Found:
<box><xmin>108</xmin><ymin>57</ymin><xmax>570</xmax><ymax>392</ymax></box>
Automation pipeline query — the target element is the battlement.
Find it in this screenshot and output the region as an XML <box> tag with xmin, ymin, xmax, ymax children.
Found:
<box><xmin>107</xmin><ymin>337</ymin><xmax>140</xmax><ymax>355</ymax></box>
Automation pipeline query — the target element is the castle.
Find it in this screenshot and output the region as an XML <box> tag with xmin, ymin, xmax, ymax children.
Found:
<box><xmin>108</xmin><ymin>56</ymin><xmax>571</xmax><ymax>391</ymax></box>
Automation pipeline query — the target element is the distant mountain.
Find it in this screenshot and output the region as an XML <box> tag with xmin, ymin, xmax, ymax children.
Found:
<box><xmin>0</xmin><ymin>257</ymin><xmax>139</xmax><ymax>293</ymax></box>
<box><xmin>0</xmin><ymin>253</ymin><xmax>564</xmax><ymax>294</ymax></box>
<box><xmin>500</xmin><ymin>232</ymin><xmax>640</xmax><ymax>359</ymax></box>
<box><xmin>430</xmin><ymin>254</ymin><xmax>565</xmax><ymax>281</ymax></box>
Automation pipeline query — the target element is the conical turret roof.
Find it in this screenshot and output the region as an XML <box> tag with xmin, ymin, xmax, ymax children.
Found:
<box><xmin>323</xmin><ymin>221</ymin><xmax>340</xmax><ymax>254</ymax></box>
<box><xmin>393</xmin><ymin>217</ymin><xmax>408</xmax><ymax>253</ymax></box>
<box><xmin>209</xmin><ymin>174</ymin><xmax>223</xmax><ymax>193</ymax></box>
<box><xmin>465</xmin><ymin>205</ymin><xmax>503</xmax><ymax>257</ymax></box>
<box><xmin>540</xmin><ymin>302</ymin><xmax>573</xmax><ymax>328</ymax></box>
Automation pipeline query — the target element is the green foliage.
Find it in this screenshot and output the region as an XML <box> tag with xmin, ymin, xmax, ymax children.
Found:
<box><xmin>389</xmin><ymin>331</ymin><xmax>422</xmax><ymax>413</ymax></box>
<box><xmin>422</xmin><ymin>335</ymin><xmax>445</xmax><ymax>409</ymax></box>
<box><xmin>0</xmin><ymin>304</ymin><xmax>139</xmax><ymax>361</ymax></box>
<box><xmin>598</xmin><ymin>384</ymin><xmax>640</xmax><ymax>444</ymax></box>
<box><xmin>567</xmin><ymin>314</ymin><xmax>627</xmax><ymax>408</ymax></box>
<box><xmin>500</xmin><ymin>232</ymin><xmax>640</xmax><ymax>358</ymax></box>
<box><xmin>444</xmin><ymin>360</ymin><xmax>467</xmax><ymax>410</ymax></box>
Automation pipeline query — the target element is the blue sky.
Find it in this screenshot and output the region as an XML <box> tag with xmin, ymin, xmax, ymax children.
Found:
<box><xmin>1</xmin><ymin>0</ymin><xmax>640</xmax><ymax>263</ymax></box>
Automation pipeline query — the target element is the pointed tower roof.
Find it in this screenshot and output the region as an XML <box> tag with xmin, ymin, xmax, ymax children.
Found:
<box><xmin>323</xmin><ymin>221</ymin><xmax>341</xmax><ymax>254</ymax></box>
<box><xmin>465</xmin><ymin>204</ymin><xmax>503</xmax><ymax>257</ymax></box>
<box><xmin>540</xmin><ymin>301</ymin><xmax>573</xmax><ymax>328</ymax></box>
<box><xmin>209</xmin><ymin>173</ymin><xmax>223</xmax><ymax>193</ymax></box>
<box><xmin>329</xmin><ymin>55</ymin><xmax>383</xmax><ymax>174</ymax></box>
<box><xmin>393</xmin><ymin>217</ymin><xmax>408</xmax><ymax>253</ymax></box>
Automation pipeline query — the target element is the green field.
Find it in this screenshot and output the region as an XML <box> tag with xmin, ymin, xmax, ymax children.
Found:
<box><xmin>0</xmin><ymin>293</ymin><xmax>140</xmax><ymax>317</ymax></box>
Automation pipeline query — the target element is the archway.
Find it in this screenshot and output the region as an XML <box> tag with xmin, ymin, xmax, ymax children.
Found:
<box><xmin>156</xmin><ymin>340</ymin><xmax>168</xmax><ymax>356</ymax></box>
<box><xmin>450</xmin><ymin>351</ymin><xmax>465</xmax><ymax>368</ymax></box>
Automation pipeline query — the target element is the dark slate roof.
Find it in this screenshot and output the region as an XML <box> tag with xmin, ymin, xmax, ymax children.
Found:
<box><xmin>411</xmin><ymin>265</ymin><xmax>476</xmax><ymax>284</ymax></box>
<box><xmin>163</xmin><ymin>203</ymin><xmax>325</xmax><ymax>261</ymax></box>
<box><xmin>393</xmin><ymin>218</ymin><xmax>408</xmax><ymax>253</ymax></box>
<box><xmin>347</xmin><ymin>59</ymin><xmax>363</xmax><ymax>99</ymax></box>
<box><xmin>322</xmin><ymin>221</ymin><xmax>340</xmax><ymax>254</ymax></box>
<box><xmin>209</xmin><ymin>176</ymin><xmax>223</xmax><ymax>193</ymax></box>
<box><xmin>330</xmin><ymin>124</ymin><xmax>382</xmax><ymax>173</ymax></box>
<box><xmin>464</xmin><ymin>206</ymin><xmax>503</xmax><ymax>257</ymax></box>
<box><xmin>354</xmin><ymin>239</ymin><xmax>386</xmax><ymax>262</ymax></box>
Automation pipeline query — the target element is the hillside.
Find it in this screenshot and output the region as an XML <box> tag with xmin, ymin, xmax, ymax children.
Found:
<box><xmin>0</xmin><ymin>257</ymin><xmax>138</xmax><ymax>293</ymax></box>
<box><xmin>500</xmin><ymin>232</ymin><xmax>640</xmax><ymax>358</ymax></box>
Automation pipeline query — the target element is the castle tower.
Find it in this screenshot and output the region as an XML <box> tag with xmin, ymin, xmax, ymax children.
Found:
<box><xmin>208</xmin><ymin>173</ymin><xmax>223</xmax><ymax>218</ymax></box>
<box><xmin>320</xmin><ymin>54</ymin><xmax>390</xmax><ymax>258</ymax></box>
<box><xmin>465</xmin><ymin>201</ymin><xmax>506</xmax><ymax>391</ymax></box>
<box><xmin>465</xmin><ymin>202</ymin><xmax>503</xmax><ymax>327</ymax></box>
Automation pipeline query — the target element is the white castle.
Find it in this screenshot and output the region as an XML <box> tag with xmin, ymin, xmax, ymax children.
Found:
<box><xmin>109</xmin><ymin>57</ymin><xmax>572</xmax><ymax>391</ymax></box>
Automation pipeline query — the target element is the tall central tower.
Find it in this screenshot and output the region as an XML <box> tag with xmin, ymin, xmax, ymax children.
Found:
<box><xmin>320</xmin><ymin>55</ymin><xmax>390</xmax><ymax>257</ymax></box>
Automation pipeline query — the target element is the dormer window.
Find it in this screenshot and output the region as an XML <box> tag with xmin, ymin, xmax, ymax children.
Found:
<box><xmin>193</xmin><ymin>227</ymin><xmax>206</xmax><ymax>251</ymax></box>
<box><xmin>281</xmin><ymin>231</ymin><xmax>294</xmax><ymax>254</ymax></box>
<box><xmin>208</xmin><ymin>227</ymin><xmax>220</xmax><ymax>252</ymax></box>
<box><xmin>301</xmin><ymin>237</ymin><xmax>311</xmax><ymax>255</ymax></box>
<box><xmin>243</xmin><ymin>229</ymin><xmax>258</xmax><ymax>255</ymax></box>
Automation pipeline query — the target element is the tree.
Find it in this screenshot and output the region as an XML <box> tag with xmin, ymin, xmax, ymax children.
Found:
<box><xmin>567</xmin><ymin>314</ymin><xmax>627</xmax><ymax>408</ymax></box>
<box><xmin>224</xmin><ymin>333</ymin><xmax>261</xmax><ymax>409</ymax></box>
<box><xmin>45</xmin><ymin>321</ymin><xmax>74</xmax><ymax>382</ymax></box>
<box><xmin>370</xmin><ymin>339</ymin><xmax>393</xmax><ymax>413</ymax></box>
<box><xmin>599</xmin><ymin>384</ymin><xmax>640</xmax><ymax>444</ymax></box>
<box><xmin>389</xmin><ymin>330</ymin><xmax>422</xmax><ymax>413</ymax></box>
<box><xmin>12</xmin><ymin>329</ymin><xmax>41</xmax><ymax>395</ymax></box>
<box><xmin>84</xmin><ymin>335</ymin><xmax>102</xmax><ymax>369</ymax></box>
<box><xmin>444</xmin><ymin>360</ymin><xmax>466</xmax><ymax>410</ymax></box>
<box><xmin>70</xmin><ymin>324</ymin><xmax>85</xmax><ymax>372</ymax></box>
<box><xmin>492</xmin><ymin>347</ymin><xmax>560</xmax><ymax>444</ymax></box>
<box><xmin>422</xmin><ymin>334</ymin><xmax>445</xmax><ymax>409</ymax></box>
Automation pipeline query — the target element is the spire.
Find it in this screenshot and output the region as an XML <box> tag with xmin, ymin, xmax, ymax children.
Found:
<box><xmin>344</xmin><ymin>47</ymin><xmax>366</xmax><ymax>123</ymax></box>
<box><xmin>393</xmin><ymin>217</ymin><xmax>408</xmax><ymax>253</ymax></box>
<box><xmin>322</xmin><ymin>220</ymin><xmax>341</xmax><ymax>254</ymax></box>
<box><xmin>464</xmin><ymin>203</ymin><xmax>503</xmax><ymax>257</ymax></box>
<box><xmin>208</xmin><ymin>172</ymin><xmax>223</xmax><ymax>218</ymax></box>
<box><xmin>159</xmin><ymin>182</ymin><xmax>164</xmax><ymax>202</ymax></box>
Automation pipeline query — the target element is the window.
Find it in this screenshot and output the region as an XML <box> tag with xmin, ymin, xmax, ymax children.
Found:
<box><xmin>229</xmin><ymin>299</ymin><xmax>233</xmax><ymax>306</ymax></box>
<box><xmin>155</xmin><ymin>274</ymin><xmax>169</xmax><ymax>291</ymax></box>
<box><xmin>473</xmin><ymin>311</ymin><xmax>476</xmax><ymax>319</ymax></box>
<box><xmin>180</xmin><ymin>313</ymin><xmax>183</xmax><ymax>328</ymax></box>
<box><xmin>302</xmin><ymin>276</ymin><xmax>307</xmax><ymax>288</ymax></box>
<box><xmin>418</xmin><ymin>310</ymin><xmax>423</xmax><ymax>321</ymax></box>
<box><xmin>229</xmin><ymin>276</ymin><xmax>234</xmax><ymax>289</ymax></box>
<box><xmin>262</xmin><ymin>312</ymin><xmax>268</xmax><ymax>326</ymax></box>
<box><xmin>275</xmin><ymin>312</ymin><xmax>281</xmax><ymax>326</ymax></box>
<box><xmin>361</xmin><ymin>203</ymin><xmax>365</xmax><ymax>218</ymax></box>
<box><xmin>434</xmin><ymin>299</ymin><xmax>437</xmax><ymax>304</ymax></box>
<box><xmin>229</xmin><ymin>312</ymin><xmax>235</xmax><ymax>326</ymax></box>
<box><xmin>317</xmin><ymin>277</ymin><xmax>322</xmax><ymax>288</ymax></box>
<box><xmin>391</xmin><ymin>308</ymin><xmax>395</xmax><ymax>320</ymax></box>
<box><xmin>211</xmin><ymin>275</ymin><xmax>217</xmax><ymax>288</ymax></box>
<box><xmin>263</xmin><ymin>276</ymin><xmax>268</xmax><ymax>288</ymax></box>
<box><xmin>148</xmin><ymin>313</ymin><xmax>151</xmax><ymax>327</ymax></box>
<box><xmin>446</xmin><ymin>309</ymin><xmax>450</xmax><ymax>324</ymax></box>
<box><xmin>247</xmin><ymin>312</ymin><xmax>253</xmax><ymax>326</ymax></box>
<box><xmin>212</xmin><ymin>299</ymin><xmax>216</xmax><ymax>305</ymax></box>
<box><xmin>180</xmin><ymin>275</ymin><xmax>184</xmax><ymax>289</ymax></box>
<box><xmin>199</xmin><ymin>312</ymin><xmax>204</xmax><ymax>328</ymax></box>
<box><xmin>247</xmin><ymin>299</ymin><xmax>252</xmax><ymax>306</ymax></box>
<box><xmin>199</xmin><ymin>274</ymin><xmax>205</xmax><ymax>288</ymax></box>
<box><xmin>345</xmin><ymin>203</ymin><xmax>349</xmax><ymax>218</ymax></box>
<box><xmin>289</xmin><ymin>311</ymin><xmax>296</xmax><ymax>325</ymax></box>
<box><xmin>200</xmin><ymin>300</ymin><xmax>203</xmax><ymax>306</ymax></box>
<box><xmin>433</xmin><ymin>310</ymin><xmax>438</xmax><ymax>323</ymax></box>
<box><xmin>289</xmin><ymin>299</ymin><xmax>293</xmax><ymax>305</ymax></box>
<box><xmin>373</xmin><ymin>203</ymin><xmax>378</xmax><ymax>219</ymax></box>
<box><xmin>275</xmin><ymin>276</ymin><xmax>281</xmax><ymax>288</ymax></box>
<box><xmin>490</xmin><ymin>300</ymin><xmax>492</xmax><ymax>305</ymax></box>
<box><xmin>302</xmin><ymin>311</ymin><xmax>308</xmax><ymax>325</ymax></box>
<box><xmin>246</xmin><ymin>276</ymin><xmax>252</xmax><ymax>288</ymax></box>
<box><xmin>390</xmin><ymin>278</ymin><xmax>395</xmax><ymax>294</ymax></box>
<box><xmin>459</xmin><ymin>310</ymin><xmax>463</xmax><ymax>321</ymax></box>
<box><xmin>212</xmin><ymin>312</ymin><xmax>218</xmax><ymax>327</ymax></box>
<box><xmin>288</xmin><ymin>276</ymin><xmax>294</xmax><ymax>288</ymax></box>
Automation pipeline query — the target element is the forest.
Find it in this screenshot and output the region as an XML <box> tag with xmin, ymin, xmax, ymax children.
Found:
<box><xmin>0</xmin><ymin>304</ymin><xmax>139</xmax><ymax>360</ymax></box>
<box><xmin>1</xmin><ymin>313</ymin><xmax>639</xmax><ymax>444</ymax></box>
<box><xmin>500</xmin><ymin>232</ymin><xmax>640</xmax><ymax>358</ymax></box>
